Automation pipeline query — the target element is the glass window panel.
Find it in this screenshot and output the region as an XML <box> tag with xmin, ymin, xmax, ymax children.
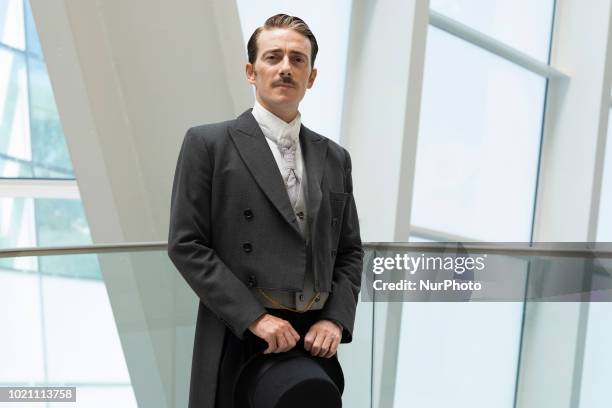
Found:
<box><xmin>24</xmin><ymin>0</ymin><xmax>42</xmax><ymax>57</ymax></box>
<box><xmin>0</xmin><ymin>196</ymin><xmax>36</xmax><ymax>250</ymax></box>
<box><xmin>0</xmin><ymin>256</ymin><xmax>134</xmax><ymax>404</ymax></box>
<box><xmin>430</xmin><ymin>0</ymin><xmax>555</xmax><ymax>62</ymax></box>
<box><xmin>579</xmin><ymin>302</ymin><xmax>612</xmax><ymax>408</ymax></box>
<box><xmin>35</xmin><ymin>198</ymin><xmax>100</xmax><ymax>278</ymax></box>
<box><xmin>0</xmin><ymin>47</ymin><xmax>31</xmax><ymax>178</ymax></box>
<box><xmin>35</xmin><ymin>198</ymin><xmax>91</xmax><ymax>246</ymax></box>
<box><xmin>596</xmin><ymin>108</ymin><xmax>612</xmax><ymax>241</ymax></box>
<box><xmin>0</xmin><ymin>197</ymin><xmax>91</xmax><ymax>248</ymax></box>
<box><xmin>0</xmin><ymin>0</ymin><xmax>25</xmax><ymax>50</ymax></box>
<box><xmin>0</xmin><ymin>199</ymin><xmax>98</xmax><ymax>279</ymax></box>
<box><xmin>43</xmin><ymin>274</ymin><xmax>132</xmax><ymax>383</ymax></box>
<box><xmin>28</xmin><ymin>58</ymin><xmax>74</xmax><ymax>178</ymax></box>
<box><xmin>392</xmin><ymin>302</ymin><xmax>523</xmax><ymax>408</ymax></box>
<box><xmin>0</xmin><ymin>271</ymin><xmax>45</xmax><ymax>383</ymax></box>
<box><xmin>0</xmin><ymin>155</ymin><xmax>32</xmax><ymax>177</ymax></box>
<box><xmin>39</xmin><ymin>253</ymin><xmax>101</xmax><ymax>280</ymax></box>
<box><xmin>1</xmin><ymin>7</ymin><xmax>74</xmax><ymax>180</ymax></box>
<box><xmin>410</xmin><ymin>27</ymin><xmax>545</xmax><ymax>241</ymax></box>
<box><xmin>235</xmin><ymin>0</ymin><xmax>351</xmax><ymax>142</ymax></box>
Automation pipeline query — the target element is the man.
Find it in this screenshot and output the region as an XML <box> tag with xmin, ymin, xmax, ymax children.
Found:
<box><xmin>168</xmin><ymin>14</ymin><xmax>363</xmax><ymax>407</ymax></box>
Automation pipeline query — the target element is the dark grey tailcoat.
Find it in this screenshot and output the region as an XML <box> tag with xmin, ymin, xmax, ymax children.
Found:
<box><xmin>167</xmin><ymin>109</ymin><xmax>363</xmax><ymax>407</ymax></box>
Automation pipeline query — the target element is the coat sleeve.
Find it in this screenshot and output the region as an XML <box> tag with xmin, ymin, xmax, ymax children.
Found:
<box><xmin>319</xmin><ymin>148</ymin><xmax>364</xmax><ymax>343</ymax></box>
<box><xmin>167</xmin><ymin>127</ymin><xmax>267</xmax><ymax>340</ymax></box>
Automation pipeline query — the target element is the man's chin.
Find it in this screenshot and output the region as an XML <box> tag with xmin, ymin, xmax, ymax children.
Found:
<box><xmin>270</xmin><ymin>96</ymin><xmax>300</xmax><ymax>107</ymax></box>
<box><xmin>274</xmin><ymin>90</ymin><xmax>298</xmax><ymax>100</ymax></box>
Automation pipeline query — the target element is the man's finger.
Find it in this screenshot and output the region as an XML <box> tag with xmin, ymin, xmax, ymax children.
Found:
<box><xmin>278</xmin><ymin>330</ymin><xmax>295</xmax><ymax>352</ymax></box>
<box><xmin>275</xmin><ymin>333</ymin><xmax>288</xmax><ymax>353</ymax></box>
<box><xmin>304</xmin><ymin>329</ymin><xmax>316</xmax><ymax>351</ymax></box>
<box><xmin>324</xmin><ymin>335</ymin><xmax>340</xmax><ymax>358</ymax></box>
<box><xmin>318</xmin><ymin>332</ymin><xmax>333</xmax><ymax>357</ymax></box>
<box><xmin>264</xmin><ymin>334</ymin><xmax>278</xmax><ymax>354</ymax></box>
<box><xmin>309</xmin><ymin>330</ymin><xmax>324</xmax><ymax>356</ymax></box>
<box><xmin>282</xmin><ymin>331</ymin><xmax>297</xmax><ymax>351</ymax></box>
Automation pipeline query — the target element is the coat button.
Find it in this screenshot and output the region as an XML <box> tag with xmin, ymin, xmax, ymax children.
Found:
<box><xmin>299</xmin><ymin>293</ymin><xmax>305</xmax><ymax>301</ymax></box>
<box><xmin>247</xmin><ymin>275</ymin><xmax>257</xmax><ymax>288</ymax></box>
<box><xmin>331</xmin><ymin>249</ymin><xmax>337</xmax><ymax>257</ymax></box>
<box><xmin>243</xmin><ymin>242</ymin><xmax>253</xmax><ymax>253</ymax></box>
<box><xmin>331</xmin><ymin>217</ymin><xmax>338</xmax><ymax>227</ymax></box>
<box><xmin>244</xmin><ymin>208</ymin><xmax>254</xmax><ymax>221</ymax></box>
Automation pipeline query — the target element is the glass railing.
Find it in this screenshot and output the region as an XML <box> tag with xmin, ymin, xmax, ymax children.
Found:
<box><xmin>1</xmin><ymin>242</ymin><xmax>610</xmax><ymax>408</ymax></box>
<box><xmin>366</xmin><ymin>242</ymin><xmax>612</xmax><ymax>408</ymax></box>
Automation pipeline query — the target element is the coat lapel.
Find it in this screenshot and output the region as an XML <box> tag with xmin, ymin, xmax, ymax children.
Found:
<box><xmin>229</xmin><ymin>110</ymin><xmax>302</xmax><ymax>235</ymax></box>
<box><xmin>300</xmin><ymin>124</ymin><xmax>328</xmax><ymax>232</ymax></box>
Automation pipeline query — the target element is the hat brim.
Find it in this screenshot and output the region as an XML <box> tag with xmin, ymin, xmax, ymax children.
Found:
<box><xmin>233</xmin><ymin>348</ymin><xmax>344</xmax><ymax>407</ymax></box>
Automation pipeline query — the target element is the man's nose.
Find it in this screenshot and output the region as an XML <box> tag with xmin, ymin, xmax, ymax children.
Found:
<box><xmin>279</xmin><ymin>55</ymin><xmax>292</xmax><ymax>75</ymax></box>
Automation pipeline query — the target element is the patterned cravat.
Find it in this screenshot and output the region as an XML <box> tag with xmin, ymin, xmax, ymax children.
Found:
<box><xmin>277</xmin><ymin>131</ymin><xmax>300</xmax><ymax>208</ymax></box>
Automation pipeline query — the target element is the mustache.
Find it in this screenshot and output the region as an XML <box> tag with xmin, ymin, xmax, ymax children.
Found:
<box><xmin>274</xmin><ymin>77</ymin><xmax>296</xmax><ymax>87</ymax></box>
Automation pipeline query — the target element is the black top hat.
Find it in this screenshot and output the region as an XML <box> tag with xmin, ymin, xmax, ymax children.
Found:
<box><xmin>233</xmin><ymin>348</ymin><xmax>344</xmax><ymax>408</ymax></box>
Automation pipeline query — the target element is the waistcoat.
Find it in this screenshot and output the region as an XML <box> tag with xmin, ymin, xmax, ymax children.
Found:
<box><xmin>250</xmin><ymin>160</ymin><xmax>329</xmax><ymax>311</ymax></box>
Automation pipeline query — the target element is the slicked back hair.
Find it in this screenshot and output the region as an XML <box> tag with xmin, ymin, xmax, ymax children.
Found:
<box><xmin>247</xmin><ymin>14</ymin><xmax>318</xmax><ymax>68</ymax></box>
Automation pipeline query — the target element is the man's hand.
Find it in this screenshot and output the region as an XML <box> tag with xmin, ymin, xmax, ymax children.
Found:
<box><xmin>248</xmin><ymin>313</ymin><xmax>300</xmax><ymax>354</ymax></box>
<box><xmin>304</xmin><ymin>319</ymin><xmax>342</xmax><ymax>358</ymax></box>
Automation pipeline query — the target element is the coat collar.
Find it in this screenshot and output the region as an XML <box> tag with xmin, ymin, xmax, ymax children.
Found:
<box><xmin>229</xmin><ymin>109</ymin><xmax>328</xmax><ymax>237</ymax></box>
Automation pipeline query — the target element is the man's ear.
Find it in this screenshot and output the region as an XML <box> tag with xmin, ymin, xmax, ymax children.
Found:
<box><xmin>246</xmin><ymin>63</ymin><xmax>256</xmax><ymax>85</ymax></box>
<box><xmin>307</xmin><ymin>67</ymin><xmax>317</xmax><ymax>89</ymax></box>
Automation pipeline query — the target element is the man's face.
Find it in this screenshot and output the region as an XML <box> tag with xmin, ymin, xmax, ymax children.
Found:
<box><xmin>246</xmin><ymin>28</ymin><xmax>317</xmax><ymax>116</ymax></box>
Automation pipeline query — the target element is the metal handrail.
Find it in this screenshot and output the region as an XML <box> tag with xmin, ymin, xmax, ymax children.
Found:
<box><xmin>0</xmin><ymin>241</ymin><xmax>167</xmax><ymax>258</ymax></box>
<box><xmin>1</xmin><ymin>241</ymin><xmax>612</xmax><ymax>258</ymax></box>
